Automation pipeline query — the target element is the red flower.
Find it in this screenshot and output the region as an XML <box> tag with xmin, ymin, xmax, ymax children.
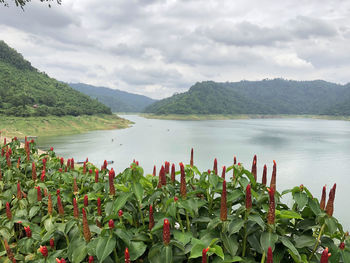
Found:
<box><xmin>163</xmin><ymin>219</ymin><xmax>170</xmax><ymax>246</ymax></box>
<box><xmin>202</xmin><ymin>247</ymin><xmax>209</xmax><ymax>263</ymax></box>
<box><xmin>73</xmin><ymin>177</ymin><xmax>79</xmax><ymax>194</ymax></box>
<box><xmin>251</xmin><ymin>155</ymin><xmax>257</xmax><ymax>181</ymax></box>
<box><xmin>50</xmin><ymin>238</ymin><xmax>55</xmax><ymax>249</ymax></box>
<box><xmin>56</xmin><ymin>189</ymin><xmax>60</xmax><ymax>195</ymax></box>
<box><xmin>207</xmin><ymin>169</ymin><xmax>211</xmax><ymax>174</ymax></box>
<box><xmin>56</xmin><ymin>258</ymin><xmax>66</xmax><ymax>263</ymax></box>
<box><xmin>95</xmin><ymin>169</ymin><xmax>99</xmax><ymax>183</ymax></box>
<box><xmin>339</xmin><ymin>242</ymin><xmax>345</xmax><ymax>250</ymax></box>
<box><xmin>220</xmin><ymin>180</ymin><xmax>227</xmax><ymax>221</ymax></box>
<box><xmin>153</xmin><ymin>165</ymin><xmax>156</xmax><ymax>176</ymax></box>
<box><xmin>165</xmin><ymin>161</ymin><xmax>170</xmax><ymax>174</ymax></box>
<box><xmin>89</xmin><ymin>169</ymin><xmax>92</xmax><ymax>175</ymax></box>
<box><xmin>6</xmin><ymin>202</ymin><xmax>12</xmax><ymax>220</ymax></box>
<box><xmin>221</xmin><ymin>166</ymin><xmax>226</xmax><ymax>179</ymax></box>
<box><xmin>125</xmin><ymin>248</ymin><xmax>130</xmax><ymax>263</ymax></box>
<box><xmin>190</xmin><ymin>148</ymin><xmax>194</xmax><ymax>167</ymax></box>
<box><xmin>24</xmin><ymin>226</ymin><xmax>31</xmax><ymax>237</ymax></box>
<box><xmin>88</xmin><ymin>256</ymin><xmax>94</xmax><ymax>263</ymax></box>
<box><xmin>213</xmin><ymin>158</ymin><xmax>218</xmax><ymax>175</ymax></box>
<box><xmin>158</xmin><ymin>165</ymin><xmax>166</xmax><ymax>187</ymax></box>
<box><xmin>48</xmin><ymin>194</ymin><xmax>53</xmax><ymax>215</ymax></box>
<box><xmin>171</xmin><ymin>163</ymin><xmax>175</xmax><ymax>183</ymax></box>
<box><xmin>262</xmin><ymin>164</ymin><xmax>267</xmax><ymax>185</ymax></box>
<box><xmin>82</xmin><ymin>208</ymin><xmax>91</xmax><ymax>242</ymax></box>
<box><xmin>108</xmin><ymin>219</ymin><xmax>114</xmax><ymax>229</ymax></box>
<box><xmin>4</xmin><ymin>239</ymin><xmax>15</xmax><ymax>262</ymax></box>
<box><xmin>36</xmin><ymin>186</ymin><xmax>42</xmax><ymax>201</ymax></box>
<box><xmin>58</xmin><ymin>168</ymin><xmax>63</xmax><ymax>173</ymax></box>
<box><xmin>270</xmin><ymin>160</ymin><xmax>277</xmax><ymax>191</ymax></box>
<box><xmin>41</xmin><ymin>170</ymin><xmax>45</xmax><ymax>182</ymax></box>
<box><xmin>73</xmin><ymin>198</ymin><xmax>79</xmax><ymax>218</ymax></box>
<box><xmin>246</xmin><ymin>184</ymin><xmax>252</xmax><ymax>210</ymax></box>
<box><xmin>83</xmin><ymin>162</ymin><xmax>87</xmax><ymax>174</ymax></box>
<box><xmin>57</xmin><ymin>195</ymin><xmax>64</xmax><ymax>216</ymax></box>
<box><xmin>60</xmin><ymin>157</ymin><xmax>64</xmax><ymax>166</ymax></box>
<box><xmin>50</xmin><ymin>147</ymin><xmax>54</xmax><ymax>151</ymax></box>
<box><xmin>97</xmin><ymin>197</ymin><xmax>102</xmax><ymax>216</ymax></box>
<box><xmin>320</xmin><ymin>185</ymin><xmax>326</xmax><ymax>210</ymax></box>
<box><xmin>321</xmin><ymin>247</ymin><xmax>331</xmax><ymax>263</ymax></box>
<box><xmin>118</xmin><ymin>209</ymin><xmax>123</xmax><ymax>217</ymax></box>
<box><xmin>234</xmin><ymin>156</ymin><xmax>237</xmax><ymax>164</ymax></box>
<box><xmin>109</xmin><ymin>168</ymin><xmax>116</xmax><ymax>195</ymax></box>
<box><xmin>149</xmin><ymin>205</ymin><xmax>155</xmax><ymax>230</ymax></box>
<box><xmin>174</xmin><ymin>196</ymin><xmax>178</xmax><ymax>202</ymax></box>
<box><xmin>325</xmin><ymin>183</ymin><xmax>336</xmax><ymax>217</ymax></box>
<box><xmin>180</xmin><ymin>163</ymin><xmax>187</xmax><ymax>198</ymax></box>
<box><xmin>17</xmin><ymin>182</ymin><xmax>22</xmax><ymax>200</ymax></box>
<box><xmin>71</xmin><ymin>158</ymin><xmax>74</xmax><ymax>169</ymax></box>
<box><xmin>267</xmin><ymin>188</ymin><xmax>275</xmax><ymax>225</ymax></box>
<box><xmin>84</xmin><ymin>195</ymin><xmax>88</xmax><ymax>207</ymax></box>
<box><xmin>267</xmin><ymin>246</ymin><xmax>273</xmax><ymax>263</ymax></box>
<box><xmin>40</xmin><ymin>245</ymin><xmax>48</xmax><ymax>257</ymax></box>
<box><xmin>6</xmin><ymin>151</ymin><xmax>11</xmax><ymax>167</ymax></box>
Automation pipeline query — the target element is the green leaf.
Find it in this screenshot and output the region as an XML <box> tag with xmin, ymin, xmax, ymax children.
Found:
<box><xmin>280</xmin><ymin>237</ymin><xmax>301</xmax><ymax>261</ymax></box>
<box><xmin>260</xmin><ymin>232</ymin><xmax>278</xmax><ymax>252</ymax></box>
<box><xmin>210</xmin><ymin>245</ymin><xmax>225</xmax><ymax>260</ymax></box>
<box><xmin>248</xmin><ymin>214</ymin><xmax>265</xmax><ymax>230</ymax></box>
<box><xmin>132</xmin><ymin>182</ymin><xmax>144</xmax><ymax>202</ymax></box>
<box><xmin>129</xmin><ymin>241</ymin><xmax>147</xmax><ymax>261</ymax></box>
<box><xmin>294</xmin><ymin>192</ymin><xmax>308</xmax><ymax>209</ymax></box>
<box><xmin>228</xmin><ymin>218</ymin><xmax>245</xmax><ymax>236</ymax></box>
<box><xmin>113</xmin><ymin>192</ymin><xmax>132</xmax><ymax>212</ymax></box>
<box><xmin>44</xmin><ymin>218</ymin><xmax>55</xmax><ymax>232</ymax></box>
<box><xmin>163</xmin><ymin>246</ymin><xmax>173</xmax><ymax>263</ymax></box>
<box><xmin>221</xmin><ymin>233</ymin><xmax>238</xmax><ymax>257</ymax></box>
<box><xmin>174</xmin><ymin>230</ymin><xmax>192</xmax><ymax>245</ymax></box>
<box><xmin>294</xmin><ymin>235</ymin><xmax>316</xmax><ymax>248</ymax></box>
<box><xmin>29</xmin><ymin>206</ymin><xmax>40</xmax><ymax>219</ymax></box>
<box><xmin>278</xmin><ymin>210</ymin><xmax>302</xmax><ymax>219</ymax></box>
<box><xmin>72</xmin><ymin>244</ymin><xmax>87</xmax><ymax>263</ymax></box>
<box><xmin>189</xmin><ymin>243</ymin><xmax>206</xmax><ymax>259</ymax></box>
<box><xmin>96</xmin><ymin>236</ymin><xmax>117</xmax><ymax>263</ymax></box>
<box><xmin>325</xmin><ymin>217</ymin><xmax>338</xmax><ymax>234</ymax></box>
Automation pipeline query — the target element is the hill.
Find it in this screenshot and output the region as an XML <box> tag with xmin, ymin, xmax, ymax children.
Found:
<box><xmin>69</xmin><ymin>83</ymin><xmax>156</xmax><ymax>113</ymax></box>
<box><xmin>144</xmin><ymin>79</ymin><xmax>350</xmax><ymax>115</ymax></box>
<box><xmin>0</xmin><ymin>40</ymin><xmax>111</xmax><ymax>117</ymax></box>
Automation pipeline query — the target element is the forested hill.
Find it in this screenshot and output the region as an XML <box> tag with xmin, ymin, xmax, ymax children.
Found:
<box><xmin>69</xmin><ymin>83</ymin><xmax>156</xmax><ymax>113</ymax></box>
<box><xmin>0</xmin><ymin>40</ymin><xmax>111</xmax><ymax>116</ymax></box>
<box><xmin>144</xmin><ymin>79</ymin><xmax>350</xmax><ymax>115</ymax></box>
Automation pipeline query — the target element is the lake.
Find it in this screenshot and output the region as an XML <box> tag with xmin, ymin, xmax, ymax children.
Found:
<box><xmin>37</xmin><ymin>115</ymin><xmax>350</xmax><ymax>229</ymax></box>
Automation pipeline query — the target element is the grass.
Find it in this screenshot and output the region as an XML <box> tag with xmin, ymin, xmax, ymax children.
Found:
<box><xmin>142</xmin><ymin>113</ymin><xmax>350</xmax><ymax>121</ymax></box>
<box><xmin>0</xmin><ymin>114</ymin><xmax>133</xmax><ymax>138</ymax></box>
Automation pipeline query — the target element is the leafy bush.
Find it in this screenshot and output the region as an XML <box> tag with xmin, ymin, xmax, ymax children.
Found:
<box><xmin>0</xmin><ymin>138</ymin><xmax>349</xmax><ymax>262</ymax></box>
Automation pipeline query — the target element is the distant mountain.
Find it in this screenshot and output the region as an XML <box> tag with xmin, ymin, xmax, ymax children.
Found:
<box><xmin>144</xmin><ymin>79</ymin><xmax>350</xmax><ymax>116</ymax></box>
<box><xmin>0</xmin><ymin>40</ymin><xmax>111</xmax><ymax>116</ymax></box>
<box><xmin>69</xmin><ymin>83</ymin><xmax>157</xmax><ymax>113</ymax></box>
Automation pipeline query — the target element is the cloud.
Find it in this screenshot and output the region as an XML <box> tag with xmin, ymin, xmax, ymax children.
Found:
<box><xmin>0</xmin><ymin>0</ymin><xmax>349</xmax><ymax>99</ymax></box>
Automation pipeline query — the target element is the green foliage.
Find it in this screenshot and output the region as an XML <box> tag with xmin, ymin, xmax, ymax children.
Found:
<box><xmin>0</xmin><ymin>138</ymin><xmax>349</xmax><ymax>262</ymax></box>
<box><xmin>69</xmin><ymin>83</ymin><xmax>157</xmax><ymax>113</ymax></box>
<box><xmin>0</xmin><ymin>41</ymin><xmax>112</xmax><ymax>116</ymax></box>
<box><xmin>145</xmin><ymin>79</ymin><xmax>350</xmax><ymax>116</ymax></box>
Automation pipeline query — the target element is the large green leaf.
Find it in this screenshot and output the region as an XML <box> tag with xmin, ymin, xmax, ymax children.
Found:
<box><xmin>260</xmin><ymin>232</ymin><xmax>278</xmax><ymax>252</ymax></box>
<box><xmin>280</xmin><ymin>237</ymin><xmax>301</xmax><ymax>261</ymax></box>
<box><xmin>294</xmin><ymin>235</ymin><xmax>316</xmax><ymax>248</ymax></box>
<box><xmin>96</xmin><ymin>236</ymin><xmax>116</xmax><ymax>263</ymax></box>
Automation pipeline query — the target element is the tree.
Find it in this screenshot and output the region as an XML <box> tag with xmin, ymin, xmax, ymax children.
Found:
<box><xmin>0</xmin><ymin>0</ymin><xmax>61</xmax><ymax>9</ymax></box>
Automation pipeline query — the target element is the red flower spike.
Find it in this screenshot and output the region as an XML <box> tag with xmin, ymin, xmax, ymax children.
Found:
<box><xmin>213</xmin><ymin>158</ymin><xmax>218</xmax><ymax>175</ymax></box>
<box><xmin>339</xmin><ymin>242</ymin><xmax>345</xmax><ymax>250</ymax></box>
<box><xmin>320</xmin><ymin>185</ymin><xmax>326</xmax><ymax>210</ymax></box>
<box><xmin>220</xmin><ymin>180</ymin><xmax>227</xmax><ymax>221</ymax></box>
<box><xmin>108</xmin><ymin>219</ymin><xmax>114</xmax><ymax>229</ymax></box>
<box><xmin>50</xmin><ymin>238</ymin><xmax>54</xmax><ymax>249</ymax></box>
<box><xmin>321</xmin><ymin>247</ymin><xmax>331</xmax><ymax>263</ymax></box>
<box><xmin>190</xmin><ymin>148</ymin><xmax>194</xmax><ymax>167</ymax></box>
<box><xmin>180</xmin><ymin>163</ymin><xmax>187</xmax><ymax>198</ymax></box>
<box><xmin>48</xmin><ymin>194</ymin><xmax>53</xmax><ymax>215</ymax></box>
<box><xmin>251</xmin><ymin>155</ymin><xmax>257</xmax><ymax>181</ymax></box>
<box><xmin>174</xmin><ymin>196</ymin><xmax>178</xmax><ymax>202</ymax></box>
<box><xmin>17</xmin><ymin>182</ymin><xmax>22</xmax><ymax>200</ymax></box>
<box><xmin>89</xmin><ymin>169</ymin><xmax>92</xmax><ymax>175</ymax></box>
<box><xmin>109</xmin><ymin>168</ymin><xmax>116</xmax><ymax>195</ymax></box>
<box><xmin>50</xmin><ymin>147</ymin><xmax>54</xmax><ymax>151</ymax></box>
<box><xmin>4</xmin><ymin>239</ymin><xmax>15</xmax><ymax>262</ymax></box>
<box><xmin>73</xmin><ymin>177</ymin><xmax>79</xmax><ymax>194</ymax></box>
<box><xmin>56</xmin><ymin>189</ymin><xmax>60</xmax><ymax>195</ymax></box>
<box><xmin>158</xmin><ymin>165</ymin><xmax>166</xmax><ymax>187</ymax></box>
<box><xmin>82</xmin><ymin>208</ymin><xmax>91</xmax><ymax>242</ymax></box>
<box><xmin>88</xmin><ymin>256</ymin><xmax>94</xmax><ymax>263</ymax></box>
<box><xmin>84</xmin><ymin>195</ymin><xmax>88</xmax><ymax>207</ymax></box>
<box><xmin>36</xmin><ymin>186</ymin><xmax>42</xmax><ymax>201</ymax></box>
<box><xmin>6</xmin><ymin>151</ymin><xmax>11</xmax><ymax>167</ymax></box>
<box><xmin>171</xmin><ymin>163</ymin><xmax>175</xmax><ymax>182</ymax></box>
<box><xmin>83</xmin><ymin>162</ymin><xmax>87</xmax><ymax>174</ymax></box>
<box><xmin>40</xmin><ymin>246</ymin><xmax>48</xmax><ymax>257</ymax></box>
<box><xmin>165</xmin><ymin>161</ymin><xmax>170</xmax><ymax>174</ymax></box>
<box><xmin>60</xmin><ymin>157</ymin><xmax>64</xmax><ymax>166</ymax></box>
<box><xmin>163</xmin><ymin>219</ymin><xmax>171</xmax><ymax>246</ymax></box>
<box><xmin>41</xmin><ymin>170</ymin><xmax>45</xmax><ymax>182</ymax></box>
<box><xmin>325</xmin><ymin>183</ymin><xmax>336</xmax><ymax>217</ymax></box>
<box><xmin>125</xmin><ymin>248</ymin><xmax>130</xmax><ymax>263</ymax></box>
<box><xmin>202</xmin><ymin>247</ymin><xmax>209</xmax><ymax>263</ymax></box>
<box><xmin>58</xmin><ymin>168</ymin><xmax>63</xmax><ymax>173</ymax></box>
<box><xmin>24</xmin><ymin>226</ymin><xmax>32</xmax><ymax>237</ymax></box>
<box><xmin>149</xmin><ymin>205</ymin><xmax>155</xmax><ymax>230</ymax></box>
<box><xmin>221</xmin><ymin>166</ymin><xmax>226</xmax><ymax>179</ymax></box>
<box><xmin>6</xmin><ymin>202</ymin><xmax>12</xmax><ymax>220</ymax></box>
<box><xmin>67</xmin><ymin>159</ymin><xmax>71</xmax><ymax>169</ymax></box>
<box><xmin>267</xmin><ymin>188</ymin><xmax>275</xmax><ymax>225</ymax></box>
<box><xmin>270</xmin><ymin>160</ymin><xmax>277</xmax><ymax>191</ymax></box>
<box><xmin>246</xmin><ymin>184</ymin><xmax>252</xmax><ymax>210</ymax></box>
<box><xmin>73</xmin><ymin>198</ymin><xmax>79</xmax><ymax>218</ymax></box>
<box><xmin>71</xmin><ymin>158</ymin><xmax>74</xmax><ymax>169</ymax></box>
<box><xmin>57</xmin><ymin>195</ymin><xmax>64</xmax><ymax>216</ymax></box>
<box><xmin>118</xmin><ymin>209</ymin><xmax>123</xmax><ymax>217</ymax></box>
<box><xmin>97</xmin><ymin>197</ymin><xmax>102</xmax><ymax>216</ymax></box>
<box><xmin>152</xmin><ymin>165</ymin><xmax>156</xmax><ymax>177</ymax></box>
<box><xmin>262</xmin><ymin>164</ymin><xmax>267</xmax><ymax>185</ymax></box>
<box><xmin>95</xmin><ymin>169</ymin><xmax>99</xmax><ymax>183</ymax></box>
<box><xmin>234</xmin><ymin>156</ymin><xmax>237</xmax><ymax>165</ymax></box>
<box><xmin>267</xmin><ymin>246</ymin><xmax>273</xmax><ymax>263</ymax></box>
<box><xmin>207</xmin><ymin>169</ymin><xmax>211</xmax><ymax>174</ymax></box>
<box><xmin>17</xmin><ymin>157</ymin><xmax>20</xmax><ymax>169</ymax></box>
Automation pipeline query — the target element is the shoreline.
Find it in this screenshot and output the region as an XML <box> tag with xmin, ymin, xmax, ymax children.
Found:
<box><xmin>0</xmin><ymin>114</ymin><xmax>133</xmax><ymax>138</ymax></box>
<box><xmin>141</xmin><ymin>113</ymin><xmax>350</xmax><ymax>121</ymax></box>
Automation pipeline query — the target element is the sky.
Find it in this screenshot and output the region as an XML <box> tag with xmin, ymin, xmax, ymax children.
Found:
<box><xmin>0</xmin><ymin>0</ymin><xmax>350</xmax><ymax>99</ymax></box>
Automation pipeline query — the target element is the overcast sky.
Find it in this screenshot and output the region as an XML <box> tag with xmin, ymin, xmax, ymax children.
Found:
<box><xmin>1</xmin><ymin>0</ymin><xmax>350</xmax><ymax>99</ymax></box>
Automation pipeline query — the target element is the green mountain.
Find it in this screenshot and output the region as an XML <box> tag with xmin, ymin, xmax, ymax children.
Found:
<box><xmin>145</xmin><ymin>79</ymin><xmax>350</xmax><ymax>115</ymax></box>
<box><xmin>69</xmin><ymin>83</ymin><xmax>156</xmax><ymax>113</ymax></box>
<box><xmin>0</xmin><ymin>40</ymin><xmax>111</xmax><ymax>117</ymax></box>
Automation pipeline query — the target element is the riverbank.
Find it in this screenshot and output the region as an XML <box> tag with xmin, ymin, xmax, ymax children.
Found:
<box><xmin>0</xmin><ymin>114</ymin><xmax>132</xmax><ymax>138</ymax></box>
<box><xmin>142</xmin><ymin>113</ymin><xmax>350</xmax><ymax>121</ymax></box>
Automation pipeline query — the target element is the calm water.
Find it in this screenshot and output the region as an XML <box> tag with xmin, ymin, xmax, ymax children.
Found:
<box><xmin>38</xmin><ymin>115</ymin><xmax>350</xmax><ymax>229</ymax></box>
